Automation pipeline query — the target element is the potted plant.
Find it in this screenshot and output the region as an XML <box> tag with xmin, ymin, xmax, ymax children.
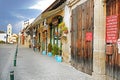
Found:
<box><xmin>48</xmin><ymin>43</ymin><xmax>52</xmax><ymax>57</ymax></box>
<box><xmin>52</xmin><ymin>44</ymin><xmax>62</xmax><ymax>62</ymax></box>
<box><xmin>42</xmin><ymin>42</ymin><xmax>46</xmax><ymax>55</ymax></box>
<box><xmin>37</xmin><ymin>42</ymin><xmax>41</xmax><ymax>52</ymax></box>
<box><xmin>52</xmin><ymin>44</ymin><xmax>59</xmax><ymax>56</ymax></box>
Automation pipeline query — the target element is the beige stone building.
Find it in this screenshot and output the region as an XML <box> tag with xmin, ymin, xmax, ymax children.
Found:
<box><xmin>22</xmin><ymin>0</ymin><xmax>120</xmax><ymax>80</ymax></box>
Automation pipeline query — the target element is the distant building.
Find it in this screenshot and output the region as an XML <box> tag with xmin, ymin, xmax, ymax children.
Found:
<box><xmin>7</xmin><ymin>24</ymin><xmax>12</xmax><ymax>43</ymax></box>
<box><xmin>19</xmin><ymin>18</ymin><xmax>35</xmax><ymax>46</ymax></box>
<box><xmin>0</xmin><ymin>31</ymin><xmax>6</xmax><ymax>42</ymax></box>
<box><xmin>7</xmin><ymin>24</ymin><xmax>12</xmax><ymax>37</ymax></box>
<box><xmin>9</xmin><ymin>34</ymin><xmax>18</xmax><ymax>43</ymax></box>
<box><xmin>0</xmin><ymin>31</ymin><xmax>5</xmax><ymax>33</ymax></box>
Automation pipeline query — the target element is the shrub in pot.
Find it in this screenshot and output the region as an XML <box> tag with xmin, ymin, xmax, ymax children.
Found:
<box><xmin>52</xmin><ymin>44</ymin><xmax>62</xmax><ymax>62</ymax></box>
<box><xmin>42</xmin><ymin>42</ymin><xmax>46</xmax><ymax>55</ymax></box>
<box><xmin>48</xmin><ymin>43</ymin><xmax>52</xmax><ymax>57</ymax></box>
<box><xmin>52</xmin><ymin>44</ymin><xmax>59</xmax><ymax>56</ymax></box>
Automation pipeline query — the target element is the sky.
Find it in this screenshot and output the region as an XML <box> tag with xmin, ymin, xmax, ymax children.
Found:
<box><xmin>0</xmin><ymin>0</ymin><xmax>55</xmax><ymax>34</ymax></box>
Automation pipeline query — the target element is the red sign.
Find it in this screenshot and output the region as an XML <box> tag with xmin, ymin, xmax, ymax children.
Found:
<box><xmin>86</xmin><ymin>32</ymin><xmax>92</xmax><ymax>41</ymax></box>
<box><xmin>106</xmin><ymin>15</ymin><xmax>118</xmax><ymax>43</ymax></box>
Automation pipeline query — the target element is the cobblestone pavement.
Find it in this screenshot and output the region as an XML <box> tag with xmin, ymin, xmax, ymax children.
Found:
<box><xmin>14</xmin><ymin>45</ymin><xmax>92</xmax><ymax>80</ymax></box>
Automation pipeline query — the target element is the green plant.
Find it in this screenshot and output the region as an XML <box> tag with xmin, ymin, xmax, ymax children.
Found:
<box><xmin>48</xmin><ymin>43</ymin><xmax>52</xmax><ymax>52</ymax></box>
<box><xmin>62</xmin><ymin>26</ymin><xmax>68</xmax><ymax>31</ymax></box>
<box><xmin>52</xmin><ymin>44</ymin><xmax>59</xmax><ymax>56</ymax></box>
<box><xmin>42</xmin><ymin>42</ymin><xmax>45</xmax><ymax>51</ymax></box>
<box><xmin>58</xmin><ymin>22</ymin><xmax>65</xmax><ymax>29</ymax></box>
<box><xmin>0</xmin><ymin>40</ymin><xmax>5</xmax><ymax>44</ymax></box>
<box><xmin>37</xmin><ymin>42</ymin><xmax>41</xmax><ymax>51</ymax></box>
<box><xmin>62</xmin><ymin>26</ymin><xmax>68</xmax><ymax>34</ymax></box>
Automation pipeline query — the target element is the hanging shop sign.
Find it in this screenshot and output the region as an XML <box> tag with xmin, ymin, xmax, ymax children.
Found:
<box><xmin>106</xmin><ymin>15</ymin><xmax>118</xmax><ymax>43</ymax></box>
<box><xmin>86</xmin><ymin>32</ymin><xmax>92</xmax><ymax>41</ymax></box>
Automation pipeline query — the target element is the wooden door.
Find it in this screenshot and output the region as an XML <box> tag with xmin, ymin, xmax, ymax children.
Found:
<box><xmin>71</xmin><ymin>0</ymin><xmax>94</xmax><ymax>75</ymax></box>
<box><xmin>106</xmin><ymin>0</ymin><xmax>120</xmax><ymax>80</ymax></box>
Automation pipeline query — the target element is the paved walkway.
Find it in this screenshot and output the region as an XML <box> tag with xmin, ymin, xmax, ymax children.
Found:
<box><xmin>14</xmin><ymin>45</ymin><xmax>92</xmax><ymax>80</ymax></box>
<box><xmin>0</xmin><ymin>44</ymin><xmax>16</xmax><ymax>80</ymax></box>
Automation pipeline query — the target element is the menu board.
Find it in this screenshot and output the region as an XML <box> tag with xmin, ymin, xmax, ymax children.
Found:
<box><xmin>106</xmin><ymin>15</ymin><xmax>118</xmax><ymax>43</ymax></box>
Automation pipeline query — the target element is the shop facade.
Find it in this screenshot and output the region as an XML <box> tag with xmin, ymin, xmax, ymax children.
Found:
<box><xmin>22</xmin><ymin>0</ymin><xmax>120</xmax><ymax>80</ymax></box>
<box><xmin>28</xmin><ymin>0</ymin><xmax>70</xmax><ymax>62</ymax></box>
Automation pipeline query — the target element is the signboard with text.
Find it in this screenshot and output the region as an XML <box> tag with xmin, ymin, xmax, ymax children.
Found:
<box><xmin>106</xmin><ymin>15</ymin><xmax>118</xmax><ymax>43</ymax></box>
<box><xmin>86</xmin><ymin>32</ymin><xmax>92</xmax><ymax>41</ymax></box>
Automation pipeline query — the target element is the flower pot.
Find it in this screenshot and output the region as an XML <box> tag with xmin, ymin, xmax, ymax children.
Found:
<box><xmin>48</xmin><ymin>52</ymin><xmax>52</xmax><ymax>57</ymax></box>
<box><xmin>42</xmin><ymin>50</ymin><xmax>46</xmax><ymax>55</ymax></box>
<box><xmin>55</xmin><ymin>55</ymin><xmax>58</xmax><ymax>60</ymax></box>
<box><xmin>55</xmin><ymin>55</ymin><xmax>62</xmax><ymax>62</ymax></box>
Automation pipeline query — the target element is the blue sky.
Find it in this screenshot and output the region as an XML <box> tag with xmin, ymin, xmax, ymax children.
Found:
<box><xmin>0</xmin><ymin>0</ymin><xmax>55</xmax><ymax>34</ymax></box>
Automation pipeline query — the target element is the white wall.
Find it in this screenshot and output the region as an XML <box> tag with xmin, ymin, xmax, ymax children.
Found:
<box><xmin>0</xmin><ymin>33</ymin><xmax>6</xmax><ymax>42</ymax></box>
<box><xmin>62</xmin><ymin>3</ymin><xmax>71</xmax><ymax>62</ymax></box>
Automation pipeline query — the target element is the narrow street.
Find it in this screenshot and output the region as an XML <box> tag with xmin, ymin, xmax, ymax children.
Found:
<box><xmin>0</xmin><ymin>0</ymin><xmax>120</xmax><ymax>80</ymax></box>
<box><xmin>13</xmin><ymin>45</ymin><xmax>92</xmax><ymax>80</ymax></box>
<box><xmin>0</xmin><ymin>44</ymin><xmax>16</xmax><ymax>80</ymax></box>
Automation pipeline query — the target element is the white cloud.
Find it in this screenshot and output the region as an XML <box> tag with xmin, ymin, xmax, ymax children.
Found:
<box><xmin>14</xmin><ymin>18</ymin><xmax>35</xmax><ymax>31</ymax></box>
<box><xmin>13</xmin><ymin>13</ymin><xmax>27</xmax><ymax>19</ymax></box>
<box><xmin>11</xmin><ymin>11</ymin><xmax>26</xmax><ymax>19</ymax></box>
<box><xmin>29</xmin><ymin>0</ymin><xmax>55</xmax><ymax>11</ymax></box>
<box><xmin>17</xmin><ymin>15</ymin><xmax>25</xmax><ymax>19</ymax></box>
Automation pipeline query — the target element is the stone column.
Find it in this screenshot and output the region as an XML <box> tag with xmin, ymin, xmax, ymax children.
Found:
<box><xmin>92</xmin><ymin>0</ymin><xmax>106</xmax><ymax>80</ymax></box>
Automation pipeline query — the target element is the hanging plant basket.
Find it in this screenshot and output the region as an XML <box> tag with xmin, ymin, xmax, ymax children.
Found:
<box><xmin>63</xmin><ymin>30</ymin><xmax>68</xmax><ymax>34</ymax></box>
<box><xmin>62</xmin><ymin>26</ymin><xmax>68</xmax><ymax>34</ymax></box>
<box><xmin>58</xmin><ymin>22</ymin><xmax>65</xmax><ymax>29</ymax></box>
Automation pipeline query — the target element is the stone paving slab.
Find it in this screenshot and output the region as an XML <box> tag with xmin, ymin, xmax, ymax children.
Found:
<box><xmin>14</xmin><ymin>45</ymin><xmax>92</xmax><ymax>80</ymax></box>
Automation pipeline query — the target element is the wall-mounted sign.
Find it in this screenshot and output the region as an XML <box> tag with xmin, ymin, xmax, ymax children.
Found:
<box><xmin>106</xmin><ymin>15</ymin><xmax>118</xmax><ymax>43</ymax></box>
<box><xmin>86</xmin><ymin>32</ymin><xmax>92</xmax><ymax>41</ymax></box>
